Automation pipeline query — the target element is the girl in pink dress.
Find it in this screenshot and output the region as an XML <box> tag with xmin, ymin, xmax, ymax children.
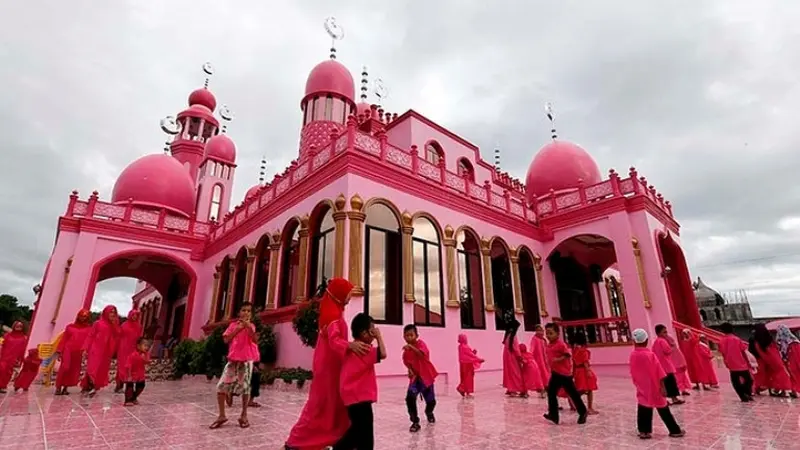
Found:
<box><xmin>502</xmin><ymin>319</ymin><xmax>524</xmax><ymax>396</ymax></box>
<box><xmin>0</xmin><ymin>321</ymin><xmax>28</xmax><ymax>393</ymax></box>
<box><xmin>518</xmin><ymin>343</ymin><xmax>544</xmax><ymax>397</ymax></box>
<box><xmin>14</xmin><ymin>348</ymin><xmax>42</xmax><ymax>392</ymax></box>
<box><xmin>750</xmin><ymin>324</ymin><xmax>793</xmax><ymax>396</ymax></box>
<box><xmin>775</xmin><ymin>325</ymin><xmax>800</xmax><ymax>397</ymax></box>
<box><xmin>697</xmin><ymin>335</ymin><xmax>719</xmax><ymax>388</ymax></box>
<box><xmin>285</xmin><ymin>277</ymin><xmax>364</xmax><ymax>450</ymax></box>
<box><xmin>55</xmin><ymin>309</ymin><xmax>92</xmax><ymax>395</ymax></box>
<box><xmin>114</xmin><ymin>309</ymin><xmax>143</xmax><ymax>393</ymax></box>
<box><xmin>530</xmin><ymin>325</ymin><xmax>550</xmax><ymax>397</ymax></box>
<box><xmin>572</xmin><ymin>332</ymin><xmax>599</xmax><ymax>414</ymax></box>
<box><xmin>679</xmin><ymin>329</ymin><xmax>704</xmax><ymax>390</ymax></box>
<box><xmin>81</xmin><ymin>305</ymin><xmax>121</xmax><ymax>396</ymax></box>
<box><xmin>665</xmin><ymin>334</ymin><xmax>692</xmax><ymax>395</ymax></box>
<box><xmin>456</xmin><ymin>334</ymin><xmax>484</xmax><ymax>397</ymax></box>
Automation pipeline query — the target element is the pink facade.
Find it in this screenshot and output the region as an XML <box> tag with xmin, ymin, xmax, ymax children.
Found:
<box><xmin>27</xmin><ymin>51</ymin><xmax>718</xmax><ymax>384</ymax></box>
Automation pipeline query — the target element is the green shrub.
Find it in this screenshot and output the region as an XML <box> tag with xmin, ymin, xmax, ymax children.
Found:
<box><xmin>292</xmin><ymin>300</ymin><xmax>320</xmax><ymax>348</ymax></box>
<box><xmin>252</xmin><ymin>310</ymin><xmax>278</xmax><ymax>365</ymax></box>
<box><xmin>172</xmin><ymin>339</ymin><xmax>202</xmax><ymax>378</ymax></box>
<box><xmin>202</xmin><ymin>326</ymin><xmax>227</xmax><ymax>379</ymax></box>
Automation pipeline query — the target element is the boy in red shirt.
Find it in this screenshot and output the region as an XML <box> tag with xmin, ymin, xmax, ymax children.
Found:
<box><xmin>543</xmin><ymin>323</ymin><xmax>587</xmax><ymax>425</ymax></box>
<box><xmin>718</xmin><ymin>322</ymin><xmax>754</xmax><ymax>402</ymax></box>
<box><xmin>124</xmin><ymin>338</ymin><xmax>151</xmax><ymax>406</ymax></box>
<box><xmin>332</xmin><ymin>313</ymin><xmax>386</xmax><ymax>450</ymax></box>
<box><xmin>402</xmin><ymin>324</ymin><xmax>438</xmax><ymax>432</ymax></box>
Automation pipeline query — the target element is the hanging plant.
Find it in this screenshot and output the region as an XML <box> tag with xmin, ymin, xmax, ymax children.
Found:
<box><xmin>292</xmin><ymin>279</ymin><xmax>328</xmax><ymax>348</ymax></box>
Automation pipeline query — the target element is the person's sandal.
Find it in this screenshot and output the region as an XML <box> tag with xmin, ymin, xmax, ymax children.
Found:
<box><xmin>209</xmin><ymin>418</ymin><xmax>228</xmax><ymax>429</ymax></box>
<box><xmin>238</xmin><ymin>417</ymin><xmax>250</xmax><ymax>429</ymax></box>
<box><xmin>669</xmin><ymin>430</ymin><xmax>686</xmax><ymax>438</ymax></box>
<box><xmin>248</xmin><ymin>401</ymin><xmax>261</xmax><ymax>408</ymax></box>
<box><xmin>638</xmin><ymin>433</ymin><xmax>652</xmax><ymax>439</ymax></box>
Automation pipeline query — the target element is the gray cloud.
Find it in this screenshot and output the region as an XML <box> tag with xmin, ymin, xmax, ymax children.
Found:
<box><xmin>1</xmin><ymin>0</ymin><xmax>798</xmax><ymax>317</ymax></box>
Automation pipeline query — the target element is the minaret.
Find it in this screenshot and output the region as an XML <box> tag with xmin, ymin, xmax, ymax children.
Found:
<box><xmin>298</xmin><ymin>17</ymin><xmax>356</xmax><ymax>159</ymax></box>
<box><xmin>170</xmin><ymin>62</ymin><xmax>220</xmax><ymax>182</ymax></box>
<box><xmin>196</xmin><ymin>104</ymin><xmax>236</xmax><ymax>222</ymax></box>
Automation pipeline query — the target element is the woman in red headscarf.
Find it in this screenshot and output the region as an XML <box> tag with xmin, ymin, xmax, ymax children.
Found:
<box><xmin>81</xmin><ymin>305</ymin><xmax>121</xmax><ymax>396</ymax></box>
<box><xmin>285</xmin><ymin>277</ymin><xmax>370</xmax><ymax>450</ymax></box>
<box><xmin>14</xmin><ymin>348</ymin><xmax>42</xmax><ymax>392</ymax></box>
<box><xmin>0</xmin><ymin>321</ymin><xmax>27</xmax><ymax>393</ymax></box>
<box><xmin>55</xmin><ymin>309</ymin><xmax>93</xmax><ymax>395</ymax></box>
<box><xmin>114</xmin><ymin>309</ymin><xmax>143</xmax><ymax>393</ymax></box>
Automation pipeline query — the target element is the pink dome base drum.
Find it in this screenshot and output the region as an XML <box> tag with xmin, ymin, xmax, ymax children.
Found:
<box><xmin>27</xmin><ymin>21</ymin><xmax>715</xmax><ymax>383</ymax></box>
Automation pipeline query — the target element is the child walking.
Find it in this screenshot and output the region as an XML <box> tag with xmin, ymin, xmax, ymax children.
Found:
<box><xmin>652</xmin><ymin>325</ymin><xmax>685</xmax><ymax>405</ymax></box>
<box><xmin>629</xmin><ymin>329</ymin><xmax>685</xmax><ymax>440</ymax></box>
<box><xmin>402</xmin><ymin>324</ymin><xmax>438</xmax><ymax>432</ymax></box>
<box><xmin>543</xmin><ymin>323</ymin><xmax>588</xmax><ymax>425</ymax></box>
<box><xmin>530</xmin><ymin>325</ymin><xmax>550</xmax><ymax>398</ymax></box>
<box><xmin>332</xmin><ymin>313</ymin><xmax>386</xmax><ymax>450</ymax></box>
<box><xmin>456</xmin><ymin>334</ymin><xmax>484</xmax><ymax>397</ymax></box>
<box><xmin>572</xmin><ymin>332</ymin><xmax>599</xmax><ymax>414</ymax></box>
<box><xmin>518</xmin><ymin>343</ymin><xmax>543</xmax><ymax>398</ymax></box>
<box><xmin>718</xmin><ymin>322</ymin><xmax>754</xmax><ymax>402</ymax></box>
<box><xmin>209</xmin><ymin>302</ymin><xmax>260</xmax><ymax>429</ymax></box>
<box><xmin>697</xmin><ymin>334</ymin><xmax>719</xmax><ymax>388</ymax></box>
<box><xmin>123</xmin><ymin>338</ymin><xmax>151</xmax><ymax>405</ymax></box>
<box><xmin>14</xmin><ymin>349</ymin><xmax>42</xmax><ymax>392</ymax></box>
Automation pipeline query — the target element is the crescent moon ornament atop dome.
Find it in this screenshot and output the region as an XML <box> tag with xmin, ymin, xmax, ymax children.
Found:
<box><xmin>202</xmin><ymin>62</ymin><xmax>214</xmax><ymax>76</ymax></box>
<box><xmin>374</xmin><ymin>77</ymin><xmax>388</xmax><ymax>102</ymax></box>
<box><xmin>160</xmin><ymin>116</ymin><xmax>181</xmax><ymax>135</ymax></box>
<box><xmin>219</xmin><ymin>105</ymin><xmax>234</xmax><ymax>122</ymax></box>
<box><xmin>324</xmin><ymin>17</ymin><xmax>344</xmax><ymax>40</ymax></box>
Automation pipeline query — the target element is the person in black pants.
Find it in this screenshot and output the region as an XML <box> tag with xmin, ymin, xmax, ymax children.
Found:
<box><xmin>543</xmin><ymin>323</ymin><xmax>587</xmax><ymax>425</ymax></box>
<box><xmin>249</xmin><ymin>363</ymin><xmax>262</xmax><ymax>407</ymax></box>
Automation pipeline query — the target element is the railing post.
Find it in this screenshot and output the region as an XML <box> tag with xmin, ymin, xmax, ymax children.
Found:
<box><xmin>578</xmin><ymin>179</ymin><xmax>587</xmax><ymax>205</ymax></box>
<box><xmin>66</xmin><ymin>190</ymin><xmax>79</xmax><ymax>216</ymax></box>
<box><xmin>410</xmin><ymin>145</ymin><xmax>419</xmax><ymax>174</ymax></box>
<box><xmin>346</xmin><ymin>115</ymin><xmax>357</xmax><ymax>151</ymax></box>
<box><xmin>503</xmin><ymin>190</ymin><xmax>511</xmax><ymax>212</ymax></box>
<box><xmin>549</xmin><ymin>189</ymin><xmax>557</xmax><ymax>212</ymax></box>
<box><xmin>157</xmin><ymin>208</ymin><xmax>167</xmax><ymax>230</ymax></box>
<box><xmin>483</xmin><ymin>181</ymin><xmax>491</xmax><ymax>205</ymax></box>
<box><xmin>86</xmin><ymin>191</ymin><xmax>99</xmax><ymax>216</ymax></box>
<box><xmin>378</xmin><ymin>130</ymin><xmax>388</xmax><ymax>161</ymax></box>
<box><xmin>629</xmin><ymin>167</ymin><xmax>640</xmax><ymax>194</ymax></box>
<box><xmin>123</xmin><ymin>199</ymin><xmax>133</xmax><ymax>222</ymax></box>
<box><xmin>609</xmin><ymin>169</ymin><xmax>621</xmax><ymax>196</ymax></box>
<box><xmin>438</xmin><ymin>159</ymin><xmax>446</xmax><ymax>185</ymax></box>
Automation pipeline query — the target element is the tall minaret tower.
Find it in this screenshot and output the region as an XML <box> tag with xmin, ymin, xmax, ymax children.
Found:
<box><xmin>170</xmin><ymin>62</ymin><xmax>220</xmax><ymax>181</ymax></box>
<box><xmin>298</xmin><ymin>17</ymin><xmax>356</xmax><ymax>159</ymax></box>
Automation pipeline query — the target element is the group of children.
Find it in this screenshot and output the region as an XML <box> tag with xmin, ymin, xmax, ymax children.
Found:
<box><xmin>0</xmin><ymin>321</ymin><xmax>42</xmax><ymax>393</ymax></box>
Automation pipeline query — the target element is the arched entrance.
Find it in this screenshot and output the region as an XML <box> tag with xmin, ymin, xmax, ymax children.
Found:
<box><xmin>457</xmin><ymin>227</ymin><xmax>485</xmax><ymax>329</ymax></box>
<box><xmin>307</xmin><ymin>201</ymin><xmax>335</xmax><ymax>294</ymax></box>
<box><xmin>490</xmin><ymin>238</ymin><xmax>514</xmax><ymax>330</ymax></box>
<box><xmin>657</xmin><ymin>232</ymin><xmax>702</xmax><ymax>328</ymax></box>
<box><xmin>518</xmin><ymin>247</ymin><xmax>541</xmax><ymax>331</ymax></box>
<box><xmin>84</xmin><ymin>250</ymin><xmax>196</xmax><ymax>340</ymax></box>
<box><xmin>364</xmin><ymin>201</ymin><xmax>403</xmax><ymax>325</ymax></box>
<box><xmin>252</xmin><ymin>234</ymin><xmax>271</xmax><ymax>309</ymax></box>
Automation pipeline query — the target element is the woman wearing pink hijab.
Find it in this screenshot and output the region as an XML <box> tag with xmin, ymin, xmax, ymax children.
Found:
<box><xmin>530</xmin><ymin>324</ymin><xmax>550</xmax><ymax>397</ymax></box>
<box><xmin>679</xmin><ymin>329</ymin><xmax>704</xmax><ymax>390</ymax></box>
<box><xmin>502</xmin><ymin>319</ymin><xmax>525</xmax><ymax>396</ymax></box>
<box><xmin>81</xmin><ymin>305</ymin><xmax>121</xmax><ymax>396</ymax></box>
<box><xmin>0</xmin><ymin>321</ymin><xmax>27</xmax><ymax>393</ymax></box>
<box><xmin>664</xmin><ymin>333</ymin><xmax>692</xmax><ymax>395</ymax></box>
<box><xmin>114</xmin><ymin>309</ymin><xmax>143</xmax><ymax>393</ymax></box>
<box><xmin>456</xmin><ymin>334</ymin><xmax>484</xmax><ymax>397</ymax></box>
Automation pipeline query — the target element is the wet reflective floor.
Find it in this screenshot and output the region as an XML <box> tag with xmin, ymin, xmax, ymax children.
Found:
<box><xmin>0</xmin><ymin>375</ymin><xmax>796</xmax><ymax>449</ymax></box>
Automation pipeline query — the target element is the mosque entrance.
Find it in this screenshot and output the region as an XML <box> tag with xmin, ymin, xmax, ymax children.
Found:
<box><xmin>489</xmin><ymin>239</ymin><xmax>514</xmax><ymax>330</ymax></box>
<box><xmin>657</xmin><ymin>232</ymin><xmax>703</xmax><ymax>328</ymax></box>
<box><xmin>84</xmin><ymin>251</ymin><xmax>196</xmax><ymax>350</ymax></box>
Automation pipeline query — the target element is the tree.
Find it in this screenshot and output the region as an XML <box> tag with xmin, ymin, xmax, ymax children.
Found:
<box><xmin>0</xmin><ymin>294</ymin><xmax>33</xmax><ymax>332</ymax></box>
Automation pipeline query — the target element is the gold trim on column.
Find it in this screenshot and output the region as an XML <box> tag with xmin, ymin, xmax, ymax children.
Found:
<box><xmin>266</xmin><ymin>231</ymin><xmax>281</xmax><ymax>309</ymax></box>
<box><xmin>208</xmin><ymin>267</ymin><xmax>221</xmax><ymax>323</ymax></box>
<box><xmin>347</xmin><ymin>194</ymin><xmax>366</xmax><ymax>297</ymax></box>
<box><xmin>295</xmin><ymin>215</ymin><xmax>311</xmax><ymax>303</ymax></box>
<box><xmin>604</xmin><ymin>276</ymin><xmax>627</xmax><ymax>317</ymax></box>
<box><xmin>244</xmin><ymin>245</ymin><xmax>256</xmax><ymax>303</ymax></box>
<box><xmin>401</xmin><ymin>211</ymin><xmax>415</xmax><ymax>303</ymax></box>
<box><xmin>631</xmin><ymin>238</ymin><xmax>652</xmax><ymax>308</ymax></box>
<box><xmin>443</xmin><ymin>225</ymin><xmax>459</xmax><ymax>308</ymax></box>
<box><xmin>509</xmin><ymin>247</ymin><xmax>523</xmax><ymax>314</ymax></box>
<box><xmin>479</xmin><ymin>238</ymin><xmax>495</xmax><ymax>312</ymax></box>
<box><xmin>333</xmin><ymin>194</ymin><xmax>347</xmax><ymax>278</ymax></box>
<box><xmin>532</xmin><ymin>254</ymin><xmax>548</xmax><ymax>318</ymax></box>
<box><xmin>51</xmin><ymin>257</ymin><xmax>74</xmax><ymax>324</ymax></box>
<box><xmin>224</xmin><ymin>261</ymin><xmax>236</xmax><ymax>319</ymax></box>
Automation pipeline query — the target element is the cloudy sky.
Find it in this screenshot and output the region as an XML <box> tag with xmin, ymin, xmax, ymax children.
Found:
<box><xmin>1</xmin><ymin>0</ymin><xmax>799</xmax><ymax>317</ymax></box>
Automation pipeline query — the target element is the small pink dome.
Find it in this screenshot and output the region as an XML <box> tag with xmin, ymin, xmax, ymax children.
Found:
<box><xmin>245</xmin><ymin>184</ymin><xmax>261</xmax><ymax>199</ymax></box>
<box><xmin>304</xmin><ymin>59</ymin><xmax>355</xmax><ymax>103</ymax></box>
<box><xmin>111</xmin><ymin>154</ymin><xmax>196</xmax><ymax>217</ymax></box>
<box><xmin>188</xmin><ymin>88</ymin><xmax>216</xmax><ymax>112</ymax></box>
<box><xmin>525</xmin><ymin>140</ymin><xmax>602</xmax><ymax>203</ymax></box>
<box><xmin>177</xmin><ymin>104</ymin><xmax>219</xmax><ymax>127</ymax></box>
<box><xmin>355</xmin><ymin>102</ymin><xmax>372</xmax><ymax>119</ymax></box>
<box><xmin>204</xmin><ymin>134</ymin><xmax>236</xmax><ymax>163</ymax></box>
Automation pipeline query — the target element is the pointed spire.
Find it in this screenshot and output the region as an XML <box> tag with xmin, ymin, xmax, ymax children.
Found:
<box><xmin>219</xmin><ymin>105</ymin><xmax>233</xmax><ymax>133</ymax></box>
<box><xmin>545</xmin><ymin>102</ymin><xmax>557</xmax><ymax>140</ymax></box>
<box><xmin>324</xmin><ymin>17</ymin><xmax>345</xmax><ymax>60</ymax></box>
<box><xmin>494</xmin><ymin>144</ymin><xmax>501</xmax><ymax>171</ymax></box>
<box><xmin>259</xmin><ymin>156</ymin><xmax>267</xmax><ymax>184</ymax></box>
<box><xmin>202</xmin><ymin>62</ymin><xmax>214</xmax><ymax>89</ymax></box>
<box><xmin>360</xmin><ymin>66</ymin><xmax>369</xmax><ymax>102</ymax></box>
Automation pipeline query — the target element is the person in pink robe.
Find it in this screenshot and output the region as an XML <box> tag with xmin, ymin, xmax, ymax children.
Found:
<box><xmin>751</xmin><ymin>324</ymin><xmax>793</xmax><ymax>396</ymax></box>
<box><xmin>775</xmin><ymin>325</ymin><xmax>800</xmax><ymax>396</ymax></box>
<box><xmin>665</xmin><ymin>334</ymin><xmax>692</xmax><ymax>395</ymax></box>
<box><xmin>14</xmin><ymin>348</ymin><xmax>42</xmax><ymax>392</ymax></box>
<box><xmin>114</xmin><ymin>309</ymin><xmax>143</xmax><ymax>393</ymax></box>
<box><xmin>0</xmin><ymin>321</ymin><xmax>27</xmax><ymax>393</ymax></box>
<box><xmin>285</xmin><ymin>277</ymin><xmax>365</xmax><ymax>450</ymax></box>
<box><xmin>697</xmin><ymin>335</ymin><xmax>719</xmax><ymax>388</ymax></box>
<box><xmin>55</xmin><ymin>309</ymin><xmax>93</xmax><ymax>395</ymax></box>
<box><xmin>81</xmin><ymin>305</ymin><xmax>121</xmax><ymax>395</ymax></box>
<box><xmin>679</xmin><ymin>329</ymin><xmax>704</xmax><ymax>389</ymax></box>
<box><xmin>530</xmin><ymin>325</ymin><xmax>550</xmax><ymax>395</ymax></box>
<box><xmin>502</xmin><ymin>319</ymin><xmax>524</xmax><ymax>396</ymax></box>
<box><xmin>519</xmin><ymin>343</ymin><xmax>543</xmax><ymax>397</ymax></box>
<box><xmin>456</xmin><ymin>334</ymin><xmax>484</xmax><ymax>397</ymax></box>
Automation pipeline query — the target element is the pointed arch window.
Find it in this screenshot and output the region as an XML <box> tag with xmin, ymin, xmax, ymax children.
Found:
<box><xmin>209</xmin><ymin>185</ymin><xmax>222</xmax><ymax>221</ymax></box>
<box><xmin>413</xmin><ymin>217</ymin><xmax>444</xmax><ymax>327</ymax></box>
<box><xmin>457</xmin><ymin>229</ymin><xmax>485</xmax><ymax>329</ymax></box>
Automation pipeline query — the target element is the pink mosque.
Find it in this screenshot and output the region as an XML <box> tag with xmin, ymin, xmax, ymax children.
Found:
<box><xmin>26</xmin><ymin>39</ymin><xmax>719</xmax><ymax>383</ymax></box>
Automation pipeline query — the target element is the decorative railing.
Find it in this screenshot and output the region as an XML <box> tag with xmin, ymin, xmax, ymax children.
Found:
<box><xmin>672</xmin><ymin>321</ymin><xmax>725</xmax><ymax>346</ymax></box>
<box><xmin>209</xmin><ymin>115</ymin><xmax>674</xmax><ymax>241</ymax></box>
<box><xmin>554</xmin><ymin>316</ymin><xmax>632</xmax><ymax>347</ymax></box>
<box><xmin>65</xmin><ymin>191</ymin><xmax>210</xmax><ymax>237</ymax></box>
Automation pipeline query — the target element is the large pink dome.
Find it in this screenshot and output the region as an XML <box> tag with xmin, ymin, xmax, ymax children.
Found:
<box><xmin>188</xmin><ymin>88</ymin><xmax>216</xmax><ymax>112</ymax></box>
<box><xmin>111</xmin><ymin>154</ymin><xmax>196</xmax><ymax>217</ymax></box>
<box><xmin>303</xmin><ymin>59</ymin><xmax>355</xmax><ymax>104</ymax></box>
<box><xmin>204</xmin><ymin>134</ymin><xmax>236</xmax><ymax>164</ymax></box>
<box><xmin>525</xmin><ymin>140</ymin><xmax>602</xmax><ymax>203</ymax></box>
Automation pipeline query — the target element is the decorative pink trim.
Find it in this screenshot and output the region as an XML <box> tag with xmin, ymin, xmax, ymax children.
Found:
<box><xmin>82</xmin><ymin>248</ymin><xmax>198</xmax><ymax>339</ymax></box>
